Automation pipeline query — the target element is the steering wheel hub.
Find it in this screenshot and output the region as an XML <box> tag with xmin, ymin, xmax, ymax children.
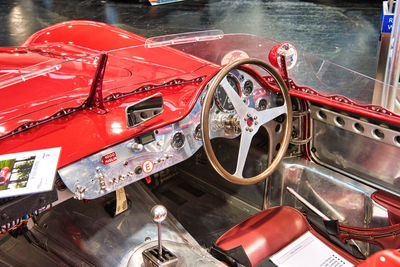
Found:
<box><xmin>244</xmin><ymin>112</ymin><xmax>259</xmax><ymax>130</ymax></box>
<box><xmin>246</xmin><ymin>117</ymin><xmax>254</xmax><ymax>126</ymax></box>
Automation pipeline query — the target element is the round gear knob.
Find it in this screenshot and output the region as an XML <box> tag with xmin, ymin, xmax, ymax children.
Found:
<box><xmin>151</xmin><ymin>205</ymin><xmax>167</xmax><ymax>223</ymax></box>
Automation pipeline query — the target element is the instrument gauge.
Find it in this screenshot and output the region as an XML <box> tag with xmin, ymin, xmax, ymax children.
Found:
<box><xmin>215</xmin><ymin>74</ymin><xmax>241</xmax><ymax>112</ymax></box>
<box><xmin>243</xmin><ymin>80</ymin><xmax>253</xmax><ymax>96</ymax></box>
<box><xmin>194</xmin><ymin>124</ymin><xmax>202</xmax><ymax>140</ymax></box>
<box><xmin>171</xmin><ymin>132</ymin><xmax>185</xmax><ymax>150</ymax></box>
<box><xmin>256</xmin><ymin>98</ymin><xmax>268</xmax><ymax>111</ymax></box>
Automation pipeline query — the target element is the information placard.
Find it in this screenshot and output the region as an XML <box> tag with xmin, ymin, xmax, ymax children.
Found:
<box><xmin>0</xmin><ymin>147</ymin><xmax>61</xmax><ymax>198</ymax></box>
<box><xmin>270</xmin><ymin>231</ymin><xmax>353</xmax><ymax>267</ymax></box>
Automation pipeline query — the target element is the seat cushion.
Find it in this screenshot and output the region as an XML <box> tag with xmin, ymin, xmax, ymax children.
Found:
<box><xmin>215</xmin><ymin>206</ymin><xmax>308</xmax><ymax>266</ymax></box>
<box><xmin>215</xmin><ymin>206</ymin><xmax>360</xmax><ymax>266</ymax></box>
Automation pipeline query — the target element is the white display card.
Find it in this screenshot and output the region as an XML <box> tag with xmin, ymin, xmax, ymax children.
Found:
<box><xmin>270</xmin><ymin>231</ymin><xmax>354</xmax><ymax>267</ymax></box>
<box><xmin>0</xmin><ymin>147</ymin><xmax>61</xmax><ymax>198</ymax></box>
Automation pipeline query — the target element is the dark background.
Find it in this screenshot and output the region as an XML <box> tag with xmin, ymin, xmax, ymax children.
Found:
<box><xmin>0</xmin><ymin>0</ymin><xmax>382</xmax><ymax>77</ymax></box>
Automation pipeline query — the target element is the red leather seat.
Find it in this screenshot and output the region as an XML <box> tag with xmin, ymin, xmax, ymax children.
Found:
<box><xmin>215</xmin><ymin>206</ymin><xmax>360</xmax><ymax>266</ymax></box>
<box><xmin>358</xmin><ymin>249</ymin><xmax>400</xmax><ymax>267</ymax></box>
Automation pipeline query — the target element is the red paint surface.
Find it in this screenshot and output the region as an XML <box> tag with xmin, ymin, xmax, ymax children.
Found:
<box><xmin>0</xmin><ymin>21</ymin><xmax>219</xmax><ymax>168</ymax></box>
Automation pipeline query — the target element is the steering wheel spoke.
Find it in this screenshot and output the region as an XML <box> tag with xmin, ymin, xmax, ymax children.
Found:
<box><xmin>258</xmin><ymin>104</ymin><xmax>287</xmax><ymax>125</ymax></box>
<box><xmin>233</xmin><ymin>130</ymin><xmax>255</xmax><ymax>178</ymax></box>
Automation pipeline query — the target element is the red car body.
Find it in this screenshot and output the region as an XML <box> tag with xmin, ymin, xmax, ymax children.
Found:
<box><xmin>0</xmin><ymin>21</ymin><xmax>221</xmax><ymax>168</ymax></box>
<box><xmin>1</xmin><ymin>21</ymin><xmax>399</xmax><ymax>169</ymax></box>
<box><xmin>0</xmin><ymin>21</ymin><xmax>400</xmax><ymax>266</ymax></box>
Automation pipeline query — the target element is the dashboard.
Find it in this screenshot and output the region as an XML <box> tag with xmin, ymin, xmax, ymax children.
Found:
<box><xmin>58</xmin><ymin>69</ymin><xmax>280</xmax><ymax>199</ymax></box>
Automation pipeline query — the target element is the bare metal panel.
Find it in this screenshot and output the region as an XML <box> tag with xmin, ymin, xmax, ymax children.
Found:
<box><xmin>310</xmin><ymin>106</ymin><xmax>400</xmax><ymax>195</ymax></box>
<box><xmin>269</xmin><ymin>158</ymin><xmax>388</xmax><ymax>228</ymax></box>
<box><xmin>32</xmin><ymin>182</ymin><xmax>222</xmax><ymax>266</ymax></box>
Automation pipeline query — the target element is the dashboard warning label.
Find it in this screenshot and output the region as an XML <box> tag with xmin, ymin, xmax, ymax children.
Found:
<box><xmin>101</xmin><ymin>152</ymin><xmax>117</xmax><ymax>165</ymax></box>
<box><xmin>142</xmin><ymin>160</ymin><xmax>154</xmax><ymax>174</ymax></box>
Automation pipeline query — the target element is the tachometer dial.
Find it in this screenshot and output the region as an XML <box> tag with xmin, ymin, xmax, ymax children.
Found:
<box><xmin>215</xmin><ymin>75</ymin><xmax>240</xmax><ymax>112</ymax></box>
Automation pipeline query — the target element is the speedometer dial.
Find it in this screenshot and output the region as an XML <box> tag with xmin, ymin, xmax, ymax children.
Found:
<box><xmin>215</xmin><ymin>75</ymin><xmax>240</xmax><ymax>112</ymax></box>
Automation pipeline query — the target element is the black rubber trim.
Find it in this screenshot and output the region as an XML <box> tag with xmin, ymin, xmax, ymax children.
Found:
<box><xmin>210</xmin><ymin>244</ymin><xmax>251</xmax><ymax>267</ymax></box>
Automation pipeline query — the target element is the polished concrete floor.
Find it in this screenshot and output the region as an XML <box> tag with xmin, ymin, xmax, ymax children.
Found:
<box><xmin>0</xmin><ymin>0</ymin><xmax>382</xmax><ymax>77</ymax></box>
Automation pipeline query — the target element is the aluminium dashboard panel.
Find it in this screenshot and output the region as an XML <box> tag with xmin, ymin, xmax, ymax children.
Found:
<box><xmin>58</xmin><ymin>95</ymin><xmax>204</xmax><ymax>200</ymax></box>
<box><xmin>58</xmin><ymin>69</ymin><xmax>276</xmax><ymax>199</ymax></box>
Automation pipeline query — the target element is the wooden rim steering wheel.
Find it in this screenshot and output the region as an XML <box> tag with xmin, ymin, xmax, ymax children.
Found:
<box><xmin>200</xmin><ymin>58</ymin><xmax>293</xmax><ymax>185</ymax></box>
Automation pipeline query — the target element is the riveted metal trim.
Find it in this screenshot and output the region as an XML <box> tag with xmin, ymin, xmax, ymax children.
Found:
<box><xmin>311</xmin><ymin>106</ymin><xmax>400</xmax><ymax>148</ymax></box>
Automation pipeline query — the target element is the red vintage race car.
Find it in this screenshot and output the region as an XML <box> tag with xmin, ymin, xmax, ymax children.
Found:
<box><xmin>0</xmin><ymin>167</ymin><xmax>11</xmax><ymax>186</ymax></box>
<box><xmin>0</xmin><ymin>21</ymin><xmax>400</xmax><ymax>266</ymax></box>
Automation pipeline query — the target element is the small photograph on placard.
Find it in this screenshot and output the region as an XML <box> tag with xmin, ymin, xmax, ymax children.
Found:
<box><xmin>0</xmin><ymin>156</ymin><xmax>35</xmax><ymax>191</ymax></box>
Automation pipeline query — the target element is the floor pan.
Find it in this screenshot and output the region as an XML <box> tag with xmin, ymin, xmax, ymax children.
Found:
<box><xmin>151</xmin><ymin>172</ymin><xmax>259</xmax><ymax>247</ymax></box>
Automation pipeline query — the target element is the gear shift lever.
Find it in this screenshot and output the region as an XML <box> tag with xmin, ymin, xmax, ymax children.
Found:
<box><xmin>151</xmin><ymin>205</ymin><xmax>167</xmax><ymax>256</ymax></box>
<box><xmin>143</xmin><ymin>205</ymin><xmax>178</xmax><ymax>267</ymax></box>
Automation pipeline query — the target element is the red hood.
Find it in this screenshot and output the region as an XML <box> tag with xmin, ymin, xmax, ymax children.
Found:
<box><xmin>0</xmin><ymin>21</ymin><xmax>220</xmax><ymax>168</ymax></box>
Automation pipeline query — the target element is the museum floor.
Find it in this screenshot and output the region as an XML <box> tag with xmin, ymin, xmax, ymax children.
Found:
<box><xmin>0</xmin><ymin>0</ymin><xmax>382</xmax><ymax>80</ymax></box>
